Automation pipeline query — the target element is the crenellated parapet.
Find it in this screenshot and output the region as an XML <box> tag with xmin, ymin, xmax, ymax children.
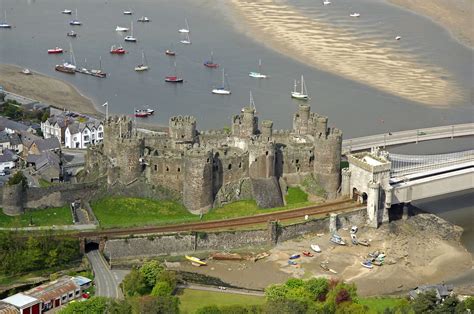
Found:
<box><xmin>169</xmin><ymin>115</ymin><xmax>197</xmax><ymax>143</ymax></box>
<box><xmin>232</xmin><ymin>107</ymin><xmax>258</xmax><ymax>138</ymax></box>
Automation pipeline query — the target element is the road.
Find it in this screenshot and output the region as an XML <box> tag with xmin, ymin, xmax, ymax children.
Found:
<box><xmin>178</xmin><ymin>283</ymin><xmax>264</xmax><ymax>297</ymax></box>
<box><xmin>79</xmin><ymin>199</ymin><xmax>359</xmax><ymax>238</ymax></box>
<box><xmin>87</xmin><ymin>250</ymin><xmax>125</xmax><ymax>299</ymax></box>
<box><xmin>342</xmin><ymin>123</ymin><xmax>474</xmax><ymax>154</ymax></box>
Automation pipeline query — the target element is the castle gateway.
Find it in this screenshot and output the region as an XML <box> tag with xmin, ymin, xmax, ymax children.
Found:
<box><xmin>85</xmin><ymin>104</ymin><xmax>342</xmax><ymax>214</ymax></box>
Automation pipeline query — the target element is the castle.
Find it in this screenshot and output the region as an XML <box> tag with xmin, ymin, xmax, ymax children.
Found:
<box><xmin>85</xmin><ymin>104</ymin><xmax>342</xmax><ymax>214</ymax></box>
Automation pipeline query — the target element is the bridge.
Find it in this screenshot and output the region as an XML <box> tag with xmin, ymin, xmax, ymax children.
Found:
<box><xmin>342</xmin><ymin>147</ymin><xmax>473</xmax><ymax>227</ymax></box>
<box><xmin>342</xmin><ymin>123</ymin><xmax>474</xmax><ymax>154</ymax></box>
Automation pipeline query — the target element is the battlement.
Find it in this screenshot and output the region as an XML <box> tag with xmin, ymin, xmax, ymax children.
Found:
<box><xmin>169</xmin><ymin>115</ymin><xmax>197</xmax><ymax>142</ymax></box>
<box><xmin>169</xmin><ymin>115</ymin><xmax>196</xmax><ymax>126</ymax></box>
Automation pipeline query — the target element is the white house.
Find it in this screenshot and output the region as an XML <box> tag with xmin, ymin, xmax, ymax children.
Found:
<box><xmin>0</xmin><ymin>149</ymin><xmax>17</xmax><ymax>172</ymax></box>
<box><xmin>64</xmin><ymin>121</ymin><xmax>103</xmax><ymax>149</ymax></box>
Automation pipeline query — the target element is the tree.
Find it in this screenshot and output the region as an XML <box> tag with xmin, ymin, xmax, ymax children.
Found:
<box><xmin>150</xmin><ymin>281</ymin><xmax>173</xmax><ymax>297</ymax></box>
<box><xmin>45</xmin><ymin>249</ymin><xmax>59</xmax><ymax>268</ymax></box>
<box><xmin>264</xmin><ymin>299</ymin><xmax>308</xmax><ymax>314</ymax></box>
<box><xmin>59</xmin><ymin>297</ymin><xmax>109</xmax><ymax>314</ymax></box>
<box><xmin>434</xmin><ymin>295</ymin><xmax>459</xmax><ymax>314</ymax></box>
<box><xmin>130</xmin><ymin>295</ymin><xmax>179</xmax><ymax>314</ymax></box>
<box><xmin>107</xmin><ymin>299</ymin><xmax>132</xmax><ymax>314</ymax></box>
<box><xmin>140</xmin><ymin>260</ymin><xmax>164</xmax><ymax>288</ymax></box>
<box><xmin>122</xmin><ymin>268</ymin><xmax>148</xmax><ymax>296</ymax></box>
<box><xmin>7</xmin><ymin>171</ymin><xmax>27</xmax><ymax>189</ymax></box>
<box><xmin>412</xmin><ymin>290</ymin><xmax>438</xmax><ymax>314</ymax></box>
<box><xmin>304</xmin><ymin>278</ymin><xmax>329</xmax><ymax>301</ymax></box>
<box><xmin>265</xmin><ymin>284</ymin><xmax>289</xmax><ymax>302</ymax></box>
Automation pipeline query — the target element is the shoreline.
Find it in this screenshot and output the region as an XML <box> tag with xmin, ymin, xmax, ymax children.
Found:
<box><xmin>226</xmin><ymin>0</ymin><xmax>466</xmax><ymax>107</ymax></box>
<box><xmin>0</xmin><ymin>64</ymin><xmax>100</xmax><ymax>117</ymax></box>
<box><xmin>386</xmin><ymin>0</ymin><xmax>473</xmax><ymax>49</ymax></box>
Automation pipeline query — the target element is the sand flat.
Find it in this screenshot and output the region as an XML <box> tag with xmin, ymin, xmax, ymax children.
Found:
<box><xmin>228</xmin><ymin>0</ymin><xmax>465</xmax><ymax>107</ymax></box>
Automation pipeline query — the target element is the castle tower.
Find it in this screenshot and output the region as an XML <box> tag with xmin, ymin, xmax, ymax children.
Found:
<box><xmin>103</xmin><ymin>116</ymin><xmax>144</xmax><ymax>184</ymax></box>
<box><xmin>248</xmin><ymin>142</ymin><xmax>276</xmax><ymax>178</ymax></box>
<box><xmin>314</xmin><ymin>116</ymin><xmax>328</xmax><ymax>136</ymax></box>
<box><xmin>183</xmin><ymin>150</ymin><xmax>213</xmax><ymax>214</ymax></box>
<box><xmin>260</xmin><ymin>120</ymin><xmax>273</xmax><ymax>141</ymax></box>
<box><xmin>169</xmin><ymin>116</ymin><xmax>197</xmax><ymax>143</ymax></box>
<box><xmin>293</xmin><ymin>104</ymin><xmax>311</xmax><ymax>135</ymax></box>
<box><xmin>2</xmin><ymin>183</ymin><xmax>24</xmax><ymax>216</ymax></box>
<box><xmin>313</xmin><ymin>128</ymin><xmax>343</xmax><ymax>199</ymax></box>
<box><xmin>232</xmin><ymin>107</ymin><xmax>258</xmax><ymax>138</ymax></box>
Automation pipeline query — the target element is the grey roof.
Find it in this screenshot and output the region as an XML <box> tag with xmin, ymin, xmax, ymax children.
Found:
<box><xmin>18</xmin><ymin>131</ymin><xmax>41</xmax><ymax>148</ymax></box>
<box><xmin>0</xmin><ymin>116</ymin><xmax>30</xmax><ymax>132</ymax></box>
<box><xmin>28</xmin><ymin>151</ymin><xmax>60</xmax><ymax>171</ymax></box>
<box><xmin>409</xmin><ymin>284</ymin><xmax>453</xmax><ymax>299</ymax></box>
<box><xmin>0</xmin><ymin>131</ymin><xmax>9</xmax><ymax>143</ymax></box>
<box><xmin>9</xmin><ymin>133</ymin><xmax>22</xmax><ymax>146</ymax></box>
<box><xmin>32</xmin><ymin>137</ymin><xmax>60</xmax><ymax>152</ymax></box>
<box><xmin>0</xmin><ymin>132</ymin><xmax>22</xmax><ymax>146</ymax></box>
<box><xmin>0</xmin><ymin>149</ymin><xmax>17</xmax><ymax>163</ymax></box>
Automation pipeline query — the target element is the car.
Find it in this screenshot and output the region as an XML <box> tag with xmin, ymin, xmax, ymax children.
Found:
<box><xmin>218</xmin><ymin>286</ymin><xmax>226</xmax><ymax>290</ymax></box>
<box><xmin>0</xmin><ymin>171</ymin><xmax>6</xmax><ymax>176</ymax></box>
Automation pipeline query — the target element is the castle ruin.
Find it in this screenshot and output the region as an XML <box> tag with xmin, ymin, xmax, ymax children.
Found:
<box><xmin>85</xmin><ymin>104</ymin><xmax>342</xmax><ymax>214</ymax></box>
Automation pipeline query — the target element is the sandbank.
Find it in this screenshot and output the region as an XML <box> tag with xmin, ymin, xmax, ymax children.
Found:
<box><xmin>387</xmin><ymin>0</ymin><xmax>473</xmax><ymax>48</ymax></box>
<box><xmin>0</xmin><ymin>64</ymin><xmax>100</xmax><ymax>116</ymax></box>
<box><xmin>227</xmin><ymin>0</ymin><xmax>466</xmax><ymax>107</ymax></box>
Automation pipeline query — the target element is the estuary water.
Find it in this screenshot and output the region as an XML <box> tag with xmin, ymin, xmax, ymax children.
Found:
<box><xmin>0</xmin><ymin>0</ymin><xmax>472</xmax><ymax>137</ymax></box>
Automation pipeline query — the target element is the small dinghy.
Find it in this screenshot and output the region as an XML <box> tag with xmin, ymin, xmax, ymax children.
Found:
<box><xmin>302</xmin><ymin>251</ymin><xmax>313</xmax><ymax>257</ymax></box>
<box><xmin>289</xmin><ymin>254</ymin><xmax>300</xmax><ymax>260</ymax></box>
<box><xmin>350</xmin><ymin>12</ymin><xmax>361</xmax><ymax>17</ymax></box>
<box><xmin>310</xmin><ymin>244</ymin><xmax>321</xmax><ymax>253</ymax></box>
<box><xmin>330</xmin><ymin>233</ymin><xmax>346</xmax><ymax>246</ymax></box>
<box><xmin>21</xmin><ymin>68</ymin><xmax>32</xmax><ymax>75</ymax></box>
<box><xmin>288</xmin><ymin>260</ymin><xmax>297</xmax><ymax>266</ymax></box>
<box><xmin>361</xmin><ymin>260</ymin><xmax>374</xmax><ymax>269</ymax></box>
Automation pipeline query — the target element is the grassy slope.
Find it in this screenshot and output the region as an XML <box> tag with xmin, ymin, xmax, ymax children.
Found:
<box><xmin>0</xmin><ymin>206</ymin><xmax>72</xmax><ymax>228</ymax></box>
<box><xmin>92</xmin><ymin>187</ymin><xmax>310</xmax><ymax>229</ymax></box>
<box><xmin>178</xmin><ymin>289</ymin><xmax>265</xmax><ymax>314</ymax></box>
<box><xmin>360</xmin><ymin>297</ymin><xmax>409</xmax><ymax>313</ymax></box>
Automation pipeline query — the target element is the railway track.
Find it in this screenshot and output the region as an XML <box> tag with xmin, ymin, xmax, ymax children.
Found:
<box><xmin>80</xmin><ymin>199</ymin><xmax>360</xmax><ymax>238</ymax></box>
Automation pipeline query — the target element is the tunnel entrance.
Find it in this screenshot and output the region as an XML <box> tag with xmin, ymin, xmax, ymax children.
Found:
<box><xmin>85</xmin><ymin>241</ymin><xmax>99</xmax><ymax>252</ymax></box>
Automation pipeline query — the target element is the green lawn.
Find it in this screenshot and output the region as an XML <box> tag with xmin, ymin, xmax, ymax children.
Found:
<box><xmin>178</xmin><ymin>289</ymin><xmax>265</xmax><ymax>314</ymax></box>
<box><xmin>360</xmin><ymin>297</ymin><xmax>410</xmax><ymax>313</ymax></box>
<box><xmin>93</xmin><ymin>187</ymin><xmax>311</xmax><ymax>229</ymax></box>
<box><xmin>0</xmin><ymin>206</ymin><xmax>73</xmax><ymax>228</ymax></box>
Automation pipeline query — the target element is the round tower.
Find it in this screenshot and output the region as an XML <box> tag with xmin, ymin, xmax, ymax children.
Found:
<box><xmin>242</xmin><ymin>107</ymin><xmax>257</xmax><ymax>138</ymax></box>
<box><xmin>293</xmin><ymin>104</ymin><xmax>311</xmax><ymax>135</ymax></box>
<box><xmin>260</xmin><ymin>120</ymin><xmax>273</xmax><ymax>141</ymax></box>
<box><xmin>183</xmin><ymin>150</ymin><xmax>213</xmax><ymax>214</ymax></box>
<box><xmin>313</xmin><ymin>128</ymin><xmax>342</xmax><ymax>199</ymax></box>
<box><xmin>2</xmin><ymin>183</ymin><xmax>24</xmax><ymax>216</ymax></box>
<box><xmin>315</xmin><ymin>116</ymin><xmax>328</xmax><ymax>136</ymax></box>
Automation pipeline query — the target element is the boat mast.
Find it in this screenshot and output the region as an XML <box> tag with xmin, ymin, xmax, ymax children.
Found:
<box><xmin>185</xmin><ymin>18</ymin><xmax>189</xmax><ymax>31</ymax></box>
<box><xmin>258</xmin><ymin>59</ymin><xmax>262</xmax><ymax>73</ymax></box>
<box><xmin>294</xmin><ymin>80</ymin><xmax>297</xmax><ymax>93</ymax></box>
<box><xmin>210</xmin><ymin>51</ymin><xmax>214</xmax><ymax>63</ymax></box>
<box><xmin>300</xmin><ymin>75</ymin><xmax>304</xmax><ymax>94</ymax></box>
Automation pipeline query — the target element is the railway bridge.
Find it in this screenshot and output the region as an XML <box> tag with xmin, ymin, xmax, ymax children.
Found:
<box><xmin>342</xmin><ymin>147</ymin><xmax>473</xmax><ymax>227</ymax></box>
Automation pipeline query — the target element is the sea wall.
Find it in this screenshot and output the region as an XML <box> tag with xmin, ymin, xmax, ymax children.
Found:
<box><xmin>103</xmin><ymin>207</ymin><xmax>366</xmax><ymax>262</ymax></box>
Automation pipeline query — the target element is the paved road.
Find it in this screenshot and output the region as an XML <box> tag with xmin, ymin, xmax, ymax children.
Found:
<box><xmin>178</xmin><ymin>283</ymin><xmax>264</xmax><ymax>297</ymax></box>
<box><xmin>342</xmin><ymin>123</ymin><xmax>474</xmax><ymax>154</ymax></box>
<box><xmin>87</xmin><ymin>250</ymin><xmax>124</xmax><ymax>299</ymax></box>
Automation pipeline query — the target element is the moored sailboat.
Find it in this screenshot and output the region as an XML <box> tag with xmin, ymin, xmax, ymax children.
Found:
<box><xmin>0</xmin><ymin>11</ymin><xmax>11</xmax><ymax>29</ymax></box>
<box><xmin>110</xmin><ymin>45</ymin><xmax>127</xmax><ymax>54</ymax></box>
<box><xmin>134</xmin><ymin>50</ymin><xmax>149</xmax><ymax>71</ymax></box>
<box><xmin>69</xmin><ymin>9</ymin><xmax>82</xmax><ymax>25</ymax></box>
<box><xmin>178</xmin><ymin>18</ymin><xmax>190</xmax><ymax>33</ymax></box>
<box><xmin>180</xmin><ymin>32</ymin><xmax>191</xmax><ymax>45</ymax></box>
<box><xmin>212</xmin><ymin>69</ymin><xmax>231</xmax><ymax>95</ymax></box>
<box><xmin>204</xmin><ymin>51</ymin><xmax>219</xmax><ymax>68</ymax></box>
<box><xmin>124</xmin><ymin>21</ymin><xmax>137</xmax><ymax>42</ymax></box>
<box><xmin>291</xmin><ymin>75</ymin><xmax>310</xmax><ymax>100</ymax></box>
<box><xmin>165</xmin><ymin>62</ymin><xmax>183</xmax><ymax>83</ymax></box>
<box><xmin>249</xmin><ymin>59</ymin><xmax>268</xmax><ymax>78</ymax></box>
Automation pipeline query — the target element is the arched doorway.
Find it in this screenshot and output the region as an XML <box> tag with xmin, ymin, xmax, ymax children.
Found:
<box><xmin>361</xmin><ymin>192</ymin><xmax>368</xmax><ymax>204</ymax></box>
<box><xmin>352</xmin><ymin>187</ymin><xmax>359</xmax><ymax>201</ymax></box>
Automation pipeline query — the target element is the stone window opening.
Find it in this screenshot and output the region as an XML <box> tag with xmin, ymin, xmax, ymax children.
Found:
<box><xmin>296</xmin><ymin>159</ymin><xmax>299</xmax><ymax>164</ymax></box>
<box><xmin>177</xmin><ymin>167</ymin><xmax>181</xmax><ymax>172</ymax></box>
<box><xmin>166</xmin><ymin>166</ymin><xmax>169</xmax><ymax>172</ymax></box>
<box><xmin>296</xmin><ymin>166</ymin><xmax>300</xmax><ymax>172</ymax></box>
<box><xmin>265</xmin><ymin>151</ymin><xmax>269</xmax><ymax>156</ymax></box>
<box><xmin>254</xmin><ymin>158</ymin><xmax>257</xmax><ymax>162</ymax></box>
<box><xmin>228</xmin><ymin>164</ymin><xmax>232</xmax><ymax>170</ymax></box>
<box><xmin>181</xmin><ymin>135</ymin><xmax>185</xmax><ymax>138</ymax></box>
<box><xmin>154</xmin><ymin>165</ymin><xmax>157</xmax><ymax>171</ymax></box>
<box><xmin>207</xmin><ymin>158</ymin><xmax>210</xmax><ymax>163</ymax></box>
<box><xmin>238</xmin><ymin>162</ymin><xmax>242</xmax><ymax>168</ymax></box>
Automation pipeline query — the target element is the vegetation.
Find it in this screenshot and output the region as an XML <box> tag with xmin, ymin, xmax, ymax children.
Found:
<box><xmin>359</xmin><ymin>297</ymin><xmax>412</xmax><ymax>313</ymax></box>
<box><xmin>302</xmin><ymin>174</ymin><xmax>327</xmax><ymax>198</ymax></box>
<box><xmin>0</xmin><ymin>231</ymin><xmax>80</xmax><ymax>276</ymax></box>
<box><xmin>93</xmin><ymin>187</ymin><xmax>313</xmax><ymax>229</ymax></box>
<box><xmin>179</xmin><ymin>289</ymin><xmax>264</xmax><ymax>313</ymax></box>
<box><xmin>38</xmin><ymin>178</ymin><xmax>55</xmax><ymax>188</ymax></box>
<box><xmin>7</xmin><ymin>171</ymin><xmax>27</xmax><ymax>189</ymax></box>
<box><xmin>0</xmin><ymin>206</ymin><xmax>72</xmax><ymax>228</ymax></box>
<box><xmin>0</xmin><ymin>99</ymin><xmax>49</xmax><ymax>122</ymax></box>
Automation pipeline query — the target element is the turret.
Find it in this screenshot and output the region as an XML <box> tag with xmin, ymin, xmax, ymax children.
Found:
<box><xmin>313</xmin><ymin>128</ymin><xmax>342</xmax><ymax>198</ymax></box>
<box><xmin>2</xmin><ymin>183</ymin><xmax>24</xmax><ymax>216</ymax></box>
<box><xmin>169</xmin><ymin>115</ymin><xmax>197</xmax><ymax>143</ymax></box>
<box><xmin>293</xmin><ymin>104</ymin><xmax>311</xmax><ymax>135</ymax></box>
<box><xmin>260</xmin><ymin>120</ymin><xmax>273</xmax><ymax>141</ymax></box>
<box><xmin>315</xmin><ymin>116</ymin><xmax>328</xmax><ymax>136</ymax></box>
<box><xmin>183</xmin><ymin>150</ymin><xmax>213</xmax><ymax>214</ymax></box>
<box><xmin>232</xmin><ymin>107</ymin><xmax>258</xmax><ymax>138</ymax></box>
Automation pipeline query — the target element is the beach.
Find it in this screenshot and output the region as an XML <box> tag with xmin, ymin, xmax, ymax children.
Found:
<box><xmin>227</xmin><ymin>0</ymin><xmax>467</xmax><ymax>107</ymax></box>
<box><xmin>387</xmin><ymin>0</ymin><xmax>473</xmax><ymax>48</ymax></box>
<box><xmin>0</xmin><ymin>64</ymin><xmax>99</xmax><ymax>116</ymax></box>
<box><xmin>172</xmin><ymin>214</ymin><xmax>472</xmax><ymax>296</ymax></box>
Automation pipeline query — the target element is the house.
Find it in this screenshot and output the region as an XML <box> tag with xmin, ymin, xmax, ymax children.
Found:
<box><xmin>0</xmin><ymin>117</ymin><xmax>35</xmax><ymax>134</ymax></box>
<box><xmin>28</xmin><ymin>138</ymin><xmax>60</xmax><ymax>156</ymax></box>
<box><xmin>0</xmin><ymin>131</ymin><xmax>23</xmax><ymax>154</ymax></box>
<box><xmin>41</xmin><ymin>115</ymin><xmax>70</xmax><ymax>144</ymax></box>
<box><xmin>408</xmin><ymin>284</ymin><xmax>454</xmax><ymax>302</ymax></box>
<box><xmin>71</xmin><ymin>276</ymin><xmax>92</xmax><ymax>291</ymax></box>
<box><xmin>64</xmin><ymin>121</ymin><xmax>103</xmax><ymax>149</ymax></box>
<box><xmin>1</xmin><ymin>293</ymin><xmax>41</xmax><ymax>314</ymax></box>
<box><xmin>26</xmin><ymin>151</ymin><xmax>60</xmax><ymax>182</ymax></box>
<box><xmin>0</xmin><ymin>149</ymin><xmax>18</xmax><ymax>172</ymax></box>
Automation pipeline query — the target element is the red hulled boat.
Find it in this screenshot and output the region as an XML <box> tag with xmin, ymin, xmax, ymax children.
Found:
<box><xmin>48</xmin><ymin>47</ymin><xmax>64</xmax><ymax>54</ymax></box>
<box><xmin>134</xmin><ymin>108</ymin><xmax>155</xmax><ymax>117</ymax></box>
<box><xmin>110</xmin><ymin>45</ymin><xmax>126</xmax><ymax>54</ymax></box>
<box><xmin>165</xmin><ymin>76</ymin><xmax>183</xmax><ymax>83</ymax></box>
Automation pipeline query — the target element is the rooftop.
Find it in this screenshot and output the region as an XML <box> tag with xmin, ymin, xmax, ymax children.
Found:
<box><xmin>25</xmin><ymin>276</ymin><xmax>78</xmax><ymax>302</ymax></box>
<box><xmin>2</xmin><ymin>293</ymin><xmax>38</xmax><ymax>308</ymax></box>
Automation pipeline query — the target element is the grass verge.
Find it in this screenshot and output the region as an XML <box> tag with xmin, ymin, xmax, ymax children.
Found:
<box><xmin>0</xmin><ymin>206</ymin><xmax>72</xmax><ymax>228</ymax></box>
<box><xmin>178</xmin><ymin>289</ymin><xmax>265</xmax><ymax>314</ymax></box>
<box><xmin>360</xmin><ymin>297</ymin><xmax>409</xmax><ymax>313</ymax></box>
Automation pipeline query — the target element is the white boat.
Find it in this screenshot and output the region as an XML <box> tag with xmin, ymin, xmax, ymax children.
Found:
<box><xmin>21</xmin><ymin>68</ymin><xmax>32</xmax><ymax>75</ymax></box>
<box><xmin>361</xmin><ymin>260</ymin><xmax>374</xmax><ymax>269</ymax></box>
<box><xmin>349</xmin><ymin>12</ymin><xmax>361</xmax><ymax>17</ymax></box>
<box><xmin>178</xmin><ymin>18</ymin><xmax>190</xmax><ymax>33</ymax></box>
<box><xmin>134</xmin><ymin>50</ymin><xmax>149</xmax><ymax>71</ymax></box>
<box><xmin>69</xmin><ymin>9</ymin><xmax>82</xmax><ymax>25</ymax></box>
<box><xmin>115</xmin><ymin>26</ymin><xmax>129</xmax><ymax>32</ymax></box>
<box><xmin>137</xmin><ymin>16</ymin><xmax>150</xmax><ymax>22</ymax></box>
<box><xmin>323</xmin><ymin>0</ymin><xmax>331</xmax><ymax>5</ymax></box>
<box><xmin>0</xmin><ymin>10</ymin><xmax>11</xmax><ymax>28</ymax></box>
<box><xmin>395</xmin><ymin>36</ymin><xmax>401</xmax><ymax>40</ymax></box>
<box><xmin>62</xmin><ymin>9</ymin><xmax>72</xmax><ymax>14</ymax></box>
<box><xmin>63</xmin><ymin>42</ymin><xmax>77</xmax><ymax>71</ymax></box>
<box><xmin>212</xmin><ymin>69</ymin><xmax>231</xmax><ymax>95</ymax></box>
<box><xmin>310</xmin><ymin>244</ymin><xmax>321</xmax><ymax>253</ymax></box>
<box><xmin>180</xmin><ymin>32</ymin><xmax>191</xmax><ymax>45</ymax></box>
<box><xmin>249</xmin><ymin>59</ymin><xmax>268</xmax><ymax>78</ymax></box>
<box><xmin>123</xmin><ymin>10</ymin><xmax>133</xmax><ymax>15</ymax></box>
<box><xmin>291</xmin><ymin>75</ymin><xmax>309</xmax><ymax>100</ymax></box>
<box><xmin>124</xmin><ymin>22</ymin><xmax>137</xmax><ymax>42</ymax></box>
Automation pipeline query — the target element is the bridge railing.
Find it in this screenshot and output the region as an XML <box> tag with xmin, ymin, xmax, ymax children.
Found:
<box><xmin>389</xmin><ymin>149</ymin><xmax>474</xmax><ymax>177</ymax></box>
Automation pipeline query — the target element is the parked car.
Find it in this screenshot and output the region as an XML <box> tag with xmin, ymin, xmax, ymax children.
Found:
<box><xmin>0</xmin><ymin>171</ymin><xmax>6</xmax><ymax>176</ymax></box>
